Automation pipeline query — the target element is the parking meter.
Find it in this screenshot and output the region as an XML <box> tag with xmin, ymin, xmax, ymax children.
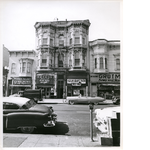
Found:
<box><xmin>89</xmin><ymin>103</ymin><xmax>94</xmax><ymax>110</ymax></box>
<box><xmin>89</xmin><ymin>103</ymin><xmax>94</xmax><ymax>142</ymax></box>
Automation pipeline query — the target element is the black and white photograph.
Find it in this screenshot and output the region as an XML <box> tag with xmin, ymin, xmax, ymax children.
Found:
<box><xmin>1</xmin><ymin>0</ymin><xmax>122</xmax><ymax>148</ymax></box>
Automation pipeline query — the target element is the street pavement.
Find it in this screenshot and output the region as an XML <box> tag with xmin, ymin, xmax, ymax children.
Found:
<box><xmin>3</xmin><ymin>98</ymin><xmax>114</xmax><ymax>147</ymax></box>
<box><xmin>37</xmin><ymin>98</ymin><xmax>113</xmax><ymax>104</ymax></box>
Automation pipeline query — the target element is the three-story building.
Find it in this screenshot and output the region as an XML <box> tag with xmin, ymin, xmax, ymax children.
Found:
<box><xmin>34</xmin><ymin>20</ymin><xmax>91</xmax><ymax>98</ymax></box>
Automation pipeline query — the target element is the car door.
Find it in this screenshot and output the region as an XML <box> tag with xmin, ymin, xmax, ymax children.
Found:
<box><xmin>3</xmin><ymin>102</ymin><xmax>20</xmax><ymax>129</ymax></box>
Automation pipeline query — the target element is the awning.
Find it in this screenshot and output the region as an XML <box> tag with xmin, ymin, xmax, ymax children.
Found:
<box><xmin>36</xmin><ymin>85</ymin><xmax>54</xmax><ymax>88</ymax></box>
<box><xmin>9</xmin><ymin>85</ymin><xmax>31</xmax><ymax>87</ymax></box>
<box><xmin>101</xmin><ymin>84</ymin><xmax>120</xmax><ymax>87</ymax></box>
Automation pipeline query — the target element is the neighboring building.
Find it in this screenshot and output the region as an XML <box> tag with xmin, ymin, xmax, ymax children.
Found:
<box><xmin>34</xmin><ymin>20</ymin><xmax>91</xmax><ymax>98</ymax></box>
<box><xmin>7</xmin><ymin>50</ymin><xmax>37</xmax><ymax>95</ymax></box>
<box><xmin>89</xmin><ymin>39</ymin><xmax>120</xmax><ymax>97</ymax></box>
<box><xmin>3</xmin><ymin>45</ymin><xmax>9</xmax><ymax>96</ymax></box>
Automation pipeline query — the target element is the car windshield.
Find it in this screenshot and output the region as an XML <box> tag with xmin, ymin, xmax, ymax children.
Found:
<box><xmin>21</xmin><ymin>99</ymin><xmax>37</xmax><ymax>109</ymax></box>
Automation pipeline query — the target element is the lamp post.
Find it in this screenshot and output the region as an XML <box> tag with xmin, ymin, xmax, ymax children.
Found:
<box><xmin>4</xmin><ymin>66</ymin><xmax>9</xmax><ymax>97</ymax></box>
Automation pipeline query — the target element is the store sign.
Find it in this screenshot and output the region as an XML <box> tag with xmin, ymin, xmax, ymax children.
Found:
<box><xmin>90</xmin><ymin>73</ymin><xmax>120</xmax><ymax>82</ymax></box>
<box><xmin>67</xmin><ymin>79</ymin><xmax>86</xmax><ymax>84</ymax></box>
<box><xmin>99</xmin><ymin>73</ymin><xmax>120</xmax><ymax>82</ymax></box>
<box><xmin>36</xmin><ymin>73</ymin><xmax>55</xmax><ymax>84</ymax></box>
<box><xmin>13</xmin><ymin>77</ymin><xmax>32</xmax><ymax>85</ymax></box>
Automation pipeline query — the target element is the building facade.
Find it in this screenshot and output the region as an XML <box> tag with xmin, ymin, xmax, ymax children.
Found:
<box><xmin>7</xmin><ymin>50</ymin><xmax>37</xmax><ymax>95</ymax></box>
<box><xmin>89</xmin><ymin>39</ymin><xmax>120</xmax><ymax>98</ymax></box>
<box><xmin>34</xmin><ymin>20</ymin><xmax>90</xmax><ymax>98</ymax></box>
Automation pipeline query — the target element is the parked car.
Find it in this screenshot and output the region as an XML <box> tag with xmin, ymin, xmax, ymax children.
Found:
<box><xmin>3</xmin><ymin>97</ymin><xmax>57</xmax><ymax>133</ymax></box>
<box><xmin>112</xmin><ymin>96</ymin><xmax>120</xmax><ymax>105</ymax></box>
<box><xmin>67</xmin><ymin>96</ymin><xmax>105</xmax><ymax>105</ymax></box>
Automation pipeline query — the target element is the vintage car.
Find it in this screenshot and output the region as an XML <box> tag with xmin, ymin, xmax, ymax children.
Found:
<box><xmin>3</xmin><ymin>97</ymin><xmax>57</xmax><ymax>133</ymax></box>
<box><xmin>67</xmin><ymin>96</ymin><xmax>105</xmax><ymax>105</ymax></box>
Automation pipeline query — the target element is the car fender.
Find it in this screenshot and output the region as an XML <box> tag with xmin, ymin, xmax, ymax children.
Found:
<box><xmin>5</xmin><ymin>112</ymin><xmax>49</xmax><ymax>129</ymax></box>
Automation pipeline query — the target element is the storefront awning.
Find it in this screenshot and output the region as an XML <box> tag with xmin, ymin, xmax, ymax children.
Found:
<box><xmin>36</xmin><ymin>85</ymin><xmax>54</xmax><ymax>88</ymax></box>
<box><xmin>101</xmin><ymin>84</ymin><xmax>120</xmax><ymax>87</ymax></box>
<box><xmin>9</xmin><ymin>85</ymin><xmax>31</xmax><ymax>87</ymax></box>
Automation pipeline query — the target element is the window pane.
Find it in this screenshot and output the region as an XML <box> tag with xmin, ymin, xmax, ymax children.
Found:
<box><xmin>75</xmin><ymin>37</ymin><xmax>80</xmax><ymax>44</ymax></box>
<box><xmin>100</xmin><ymin>57</ymin><xmax>103</xmax><ymax>69</ymax></box>
<box><xmin>59</xmin><ymin>40</ymin><xmax>64</xmax><ymax>46</ymax></box>
<box><xmin>50</xmin><ymin>39</ymin><xmax>53</xmax><ymax>46</ymax></box>
<box><xmin>11</xmin><ymin>63</ymin><xmax>16</xmax><ymax>73</ymax></box>
<box><xmin>22</xmin><ymin>62</ymin><xmax>26</xmax><ymax>73</ymax></box>
<box><xmin>27</xmin><ymin>62</ymin><xmax>31</xmax><ymax>73</ymax></box>
<box><xmin>95</xmin><ymin>58</ymin><xmax>97</xmax><ymax>68</ymax></box>
<box><xmin>105</xmin><ymin>58</ymin><xmax>107</xmax><ymax>69</ymax></box>
<box><xmin>116</xmin><ymin>59</ymin><xmax>120</xmax><ymax>70</ymax></box>
<box><xmin>42</xmin><ymin>59</ymin><xmax>47</xmax><ymax>66</ymax></box>
<box><xmin>75</xmin><ymin>59</ymin><xmax>80</xmax><ymax>66</ymax></box>
<box><xmin>43</xmin><ymin>38</ymin><xmax>47</xmax><ymax>45</ymax></box>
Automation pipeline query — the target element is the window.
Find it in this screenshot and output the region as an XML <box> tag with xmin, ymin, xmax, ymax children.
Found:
<box><xmin>42</xmin><ymin>59</ymin><xmax>47</xmax><ymax>66</ymax></box>
<box><xmin>75</xmin><ymin>52</ymin><xmax>80</xmax><ymax>66</ymax></box>
<box><xmin>22</xmin><ymin>62</ymin><xmax>26</xmax><ymax>73</ymax></box>
<box><xmin>3</xmin><ymin>102</ymin><xmax>19</xmax><ymax>109</ymax></box>
<box><xmin>82</xmin><ymin>38</ymin><xmax>85</xmax><ymax>45</ymax></box>
<box><xmin>100</xmin><ymin>57</ymin><xmax>103</xmax><ymax>69</ymax></box>
<box><xmin>59</xmin><ymin>40</ymin><xmax>64</xmax><ymax>46</ymax></box>
<box><xmin>75</xmin><ymin>37</ymin><xmax>80</xmax><ymax>44</ymax></box>
<box><xmin>43</xmin><ymin>38</ymin><xmax>47</xmax><ymax>45</ymax></box>
<box><xmin>105</xmin><ymin>58</ymin><xmax>107</xmax><ymax>69</ymax></box>
<box><xmin>50</xmin><ymin>39</ymin><xmax>53</xmax><ymax>46</ymax></box>
<box><xmin>38</xmin><ymin>39</ymin><xmax>41</xmax><ymax>46</ymax></box>
<box><xmin>95</xmin><ymin>58</ymin><xmax>97</xmax><ymax>68</ymax></box>
<box><xmin>27</xmin><ymin>62</ymin><xmax>31</xmax><ymax>73</ymax></box>
<box><xmin>70</xmin><ymin>38</ymin><xmax>72</xmax><ymax>45</ymax></box>
<box><xmin>116</xmin><ymin>59</ymin><xmax>120</xmax><ymax>70</ymax></box>
<box><xmin>11</xmin><ymin>63</ymin><xmax>16</xmax><ymax>74</ymax></box>
<box><xmin>69</xmin><ymin>59</ymin><xmax>72</xmax><ymax>67</ymax></box>
<box><xmin>58</xmin><ymin>54</ymin><xmax>64</xmax><ymax>67</ymax></box>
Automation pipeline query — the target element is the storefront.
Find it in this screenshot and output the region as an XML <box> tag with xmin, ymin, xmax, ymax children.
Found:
<box><xmin>90</xmin><ymin>73</ymin><xmax>120</xmax><ymax>98</ymax></box>
<box><xmin>66</xmin><ymin>71</ymin><xmax>88</xmax><ymax>97</ymax></box>
<box><xmin>9</xmin><ymin>77</ymin><xmax>32</xmax><ymax>95</ymax></box>
<box><xmin>36</xmin><ymin>73</ymin><xmax>57</xmax><ymax>99</ymax></box>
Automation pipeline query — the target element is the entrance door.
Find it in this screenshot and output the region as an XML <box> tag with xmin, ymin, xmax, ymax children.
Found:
<box><xmin>57</xmin><ymin>80</ymin><xmax>63</xmax><ymax>98</ymax></box>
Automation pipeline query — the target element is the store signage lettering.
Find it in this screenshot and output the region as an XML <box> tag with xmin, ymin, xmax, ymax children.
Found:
<box><xmin>72</xmin><ymin>83</ymin><xmax>81</xmax><ymax>86</ymax></box>
<box><xmin>36</xmin><ymin>74</ymin><xmax>55</xmax><ymax>84</ymax></box>
<box><xmin>99</xmin><ymin>74</ymin><xmax>120</xmax><ymax>82</ymax></box>
<box><xmin>67</xmin><ymin>79</ymin><xmax>86</xmax><ymax>84</ymax></box>
<box><xmin>13</xmin><ymin>77</ymin><xmax>32</xmax><ymax>85</ymax></box>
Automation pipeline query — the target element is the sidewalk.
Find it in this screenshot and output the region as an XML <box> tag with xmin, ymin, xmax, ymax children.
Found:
<box><xmin>38</xmin><ymin>98</ymin><xmax>113</xmax><ymax>104</ymax></box>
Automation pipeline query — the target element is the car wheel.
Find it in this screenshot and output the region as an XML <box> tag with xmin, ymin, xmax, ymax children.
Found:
<box><xmin>69</xmin><ymin>100</ymin><xmax>75</xmax><ymax>105</ymax></box>
<box><xmin>20</xmin><ymin>127</ymin><xmax>35</xmax><ymax>133</ymax></box>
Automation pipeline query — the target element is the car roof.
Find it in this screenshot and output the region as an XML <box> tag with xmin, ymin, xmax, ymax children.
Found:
<box><xmin>3</xmin><ymin>97</ymin><xmax>30</xmax><ymax>107</ymax></box>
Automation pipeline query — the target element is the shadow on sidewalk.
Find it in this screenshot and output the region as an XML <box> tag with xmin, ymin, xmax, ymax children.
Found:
<box><xmin>3</xmin><ymin>121</ymin><xmax>69</xmax><ymax>135</ymax></box>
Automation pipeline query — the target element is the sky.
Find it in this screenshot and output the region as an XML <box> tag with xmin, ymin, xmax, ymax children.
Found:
<box><xmin>0</xmin><ymin>0</ymin><xmax>121</xmax><ymax>50</ymax></box>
